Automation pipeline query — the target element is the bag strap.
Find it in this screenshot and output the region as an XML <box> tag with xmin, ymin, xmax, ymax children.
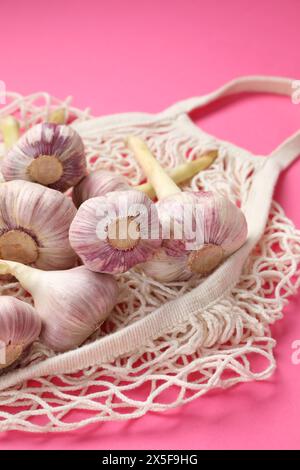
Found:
<box><xmin>267</xmin><ymin>129</ymin><xmax>300</xmax><ymax>170</ymax></box>
<box><xmin>165</xmin><ymin>75</ymin><xmax>294</xmax><ymax>115</ymax></box>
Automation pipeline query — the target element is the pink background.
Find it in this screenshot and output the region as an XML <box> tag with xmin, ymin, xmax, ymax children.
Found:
<box><xmin>1</xmin><ymin>0</ymin><xmax>300</xmax><ymax>450</ymax></box>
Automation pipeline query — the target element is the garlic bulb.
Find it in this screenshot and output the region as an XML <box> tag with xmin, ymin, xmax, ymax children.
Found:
<box><xmin>1</xmin><ymin>122</ymin><xmax>86</xmax><ymax>191</ymax></box>
<box><xmin>69</xmin><ymin>189</ymin><xmax>161</xmax><ymax>274</ymax></box>
<box><xmin>73</xmin><ymin>151</ymin><xmax>217</xmax><ymax>207</ymax></box>
<box><xmin>0</xmin><ymin>261</ymin><xmax>118</xmax><ymax>352</ymax></box>
<box><xmin>0</xmin><ymin>296</ymin><xmax>41</xmax><ymax>370</ymax></box>
<box><xmin>128</xmin><ymin>136</ymin><xmax>247</xmax><ymax>281</ymax></box>
<box><xmin>0</xmin><ymin>180</ymin><xmax>77</xmax><ymax>270</ymax></box>
<box><xmin>73</xmin><ymin>169</ymin><xmax>130</xmax><ymax>208</ymax></box>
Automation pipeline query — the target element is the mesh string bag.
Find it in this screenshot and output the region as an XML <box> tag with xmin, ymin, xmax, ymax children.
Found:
<box><xmin>0</xmin><ymin>76</ymin><xmax>299</xmax><ymax>432</ymax></box>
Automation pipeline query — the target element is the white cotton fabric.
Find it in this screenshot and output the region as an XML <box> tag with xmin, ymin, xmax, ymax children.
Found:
<box><xmin>0</xmin><ymin>76</ymin><xmax>299</xmax><ymax>432</ymax></box>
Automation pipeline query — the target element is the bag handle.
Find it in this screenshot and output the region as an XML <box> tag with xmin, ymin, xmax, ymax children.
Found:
<box><xmin>267</xmin><ymin>129</ymin><xmax>300</xmax><ymax>170</ymax></box>
<box><xmin>165</xmin><ymin>75</ymin><xmax>294</xmax><ymax>115</ymax></box>
<box><xmin>165</xmin><ymin>75</ymin><xmax>300</xmax><ymax>170</ymax></box>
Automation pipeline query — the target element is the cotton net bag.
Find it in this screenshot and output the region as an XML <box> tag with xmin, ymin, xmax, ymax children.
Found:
<box><xmin>0</xmin><ymin>76</ymin><xmax>299</xmax><ymax>432</ymax></box>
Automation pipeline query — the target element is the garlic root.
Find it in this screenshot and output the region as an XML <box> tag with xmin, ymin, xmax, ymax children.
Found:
<box><xmin>48</xmin><ymin>108</ymin><xmax>66</xmax><ymax>125</ymax></box>
<box><xmin>72</xmin><ymin>169</ymin><xmax>129</xmax><ymax>208</ymax></box>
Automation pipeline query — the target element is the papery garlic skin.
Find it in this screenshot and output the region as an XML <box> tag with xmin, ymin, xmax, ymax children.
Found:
<box><xmin>34</xmin><ymin>267</ymin><xmax>118</xmax><ymax>352</ymax></box>
<box><xmin>140</xmin><ymin>248</ymin><xmax>192</xmax><ymax>282</ymax></box>
<box><xmin>158</xmin><ymin>191</ymin><xmax>247</xmax><ymax>256</ymax></box>
<box><xmin>0</xmin><ymin>261</ymin><xmax>118</xmax><ymax>352</ymax></box>
<box><xmin>0</xmin><ymin>180</ymin><xmax>77</xmax><ymax>270</ymax></box>
<box><xmin>73</xmin><ymin>170</ymin><xmax>129</xmax><ymax>208</ymax></box>
<box><xmin>69</xmin><ymin>190</ymin><xmax>162</xmax><ymax>274</ymax></box>
<box><xmin>2</xmin><ymin>123</ymin><xmax>86</xmax><ymax>192</ymax></box>
<box><xmin>72</xmin><ymin>155</ymin><xmax>219</xmax><ymax>207</ymax></box>
<box><xmin>0</xmin><ymin>296</ymin><xmax>41</xmax><ymax>369</ymax></box>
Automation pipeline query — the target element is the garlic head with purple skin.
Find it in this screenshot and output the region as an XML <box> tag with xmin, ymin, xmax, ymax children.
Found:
<box><xmin>69</xmin><ymin>189</ymin><xmax>162</xmax><ymax>274</ymax></box>
<box><xmin>128</xmin><ymin>136</ymin><xmax>248</xmax><ymax>281</ymax></box>
<box><xmin>0</xmin><ymin>296</ymin><xmax>41</xmax><ymax>370</ymax></box>
<box><xmin>0</xmin><ymin>180</ymin><xmax>77</xmax><ymax>270</ymax></box>
<box><xmin>1</xmin><ymin>122</ymin><xmax>87</xmax><ymax>191</ymax></box>
<box><xmin>140</xmin><ymin>248</ymin><xmax>191</xmax><ymax>283</ymax></box>
<box><xmin>72</xmin><ymin>169</ymin><xmax>129</xmax><ymax>208</ymax></box>
<box><xmin>139</xmin><ymin>191</ymin><xmax>248</xmax><ymax>282</ymax></box>
<box><xmin>0</xmin><ymin>261</ymin><xmax>119</xmax><ymax>353</ymax></box>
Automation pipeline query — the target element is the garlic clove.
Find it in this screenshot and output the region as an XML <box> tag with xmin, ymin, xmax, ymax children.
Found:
<box><xmin>0</xmin><ymin>296</ymin><xmax>41</xmax><ymax>370</ymax></box>
<box><xmin>1</xmin><ymin>123</ymin><xmax>87</xmax><ymax>191</ymax></box>
<box><xmin>0</xmin><ymin>180</ymin><xmax>77</xmax><ymax>270</ymax></box>
<box><xmin>72</xmin><ymin>170</ymin><xmax>130</xmax><ymax>208</ymax></box>
<box><xmin>69</xmin><ymin>189</ymin><xmax>162</xmax><ymax>274</ymax></box>
<box><xmin>0</xmin><ymin>261</ymin><xmax>118</xmax><ymax>353</ymax></box>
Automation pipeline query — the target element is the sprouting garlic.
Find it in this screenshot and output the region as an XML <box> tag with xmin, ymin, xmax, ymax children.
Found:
<box><xmin>0</xmin><ymin>261</ymin><xmax>118</xmax><ymax>352</ymax></box>
<box><xmin>1</xmin><ymin>122</ymin><xmax>87</xmax><ymax>191</ymax></box>
<box><xmin>0</xmin><ymin>116</ymin><xmax>20</xmax><ymax>150</ymax></box>
<box><xmin>72</xmin><ymin>151</ymin><xmax>217</xmax><ymax>207</ymax></box>
<box><xmin>72</xmin><ymin>170</ymin><xmax>130</xmax><ymax>208</ymax></box>
<box><xmin>48</xmin><ymin>108</ymin><xmax>67</xmax><ymax>125</ymax></box>
<box><xmin>0</xmin><ymin>296</ymin><xmax>41</xmax><ymax>370</ymax></box>
<box><xmin>128</xmin><ymin>136</ymin><xmax>248</xmax><ymax>281</ymax></box>
<box><xmin>0</xmin><ymin>180</ymin><xmax>77</xmax><ymax>270</ymax></box>
<box><xmin>69</xmin><ymin>189</ymin><xmax>162</xmax><ymax>274</ymax></box>
<box><xmin>136</xmin><ymin>150</ymin><xmax>218</xmax><ymax>199</ymax></box>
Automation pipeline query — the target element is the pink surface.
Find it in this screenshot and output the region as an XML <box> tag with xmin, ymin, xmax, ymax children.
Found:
<box><xmin>1</xmin><ymin>0</ymin><xmax>300</xmax><ymax>450</ymax></box>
